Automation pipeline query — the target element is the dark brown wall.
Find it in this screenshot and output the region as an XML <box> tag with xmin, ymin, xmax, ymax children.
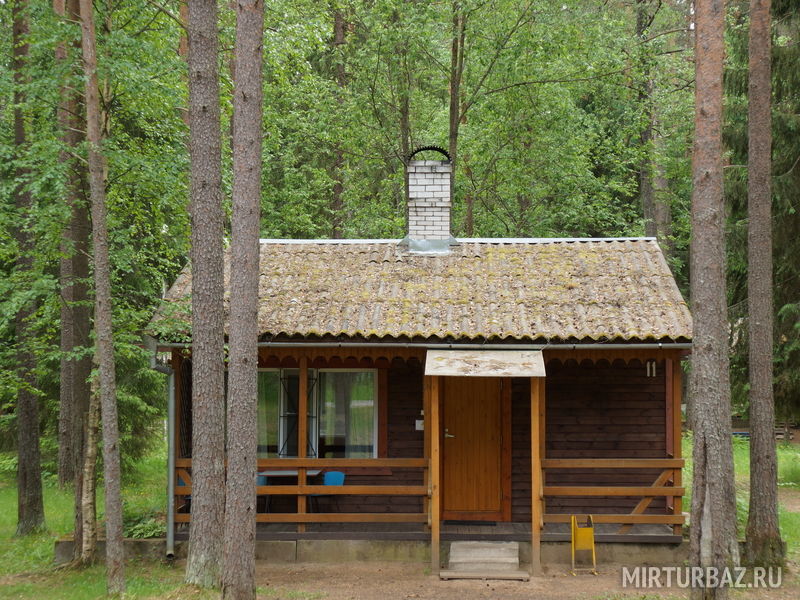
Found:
<box><xmin>178</xmin><ymin>354</ymin><xmax>671</xmax><ymax>519</ymax></box>
<box><xmin>512</xmin><ymin>358</ymin><xmax>668</xmax><ymax>521</ymax></box>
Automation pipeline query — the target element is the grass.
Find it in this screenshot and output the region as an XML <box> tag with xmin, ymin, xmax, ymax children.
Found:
<box><xmin>0</xmin><ymin>561</ymin><xmax>183</xmax><ymax>600</ymax></box>
<box><xmin>0</xmin><ymin>448</ymin><xmax>183</xmax><ymax>599</ymax></box>
<box><xmin>680</xmin><ymin>432</ymin><xmax>800</xmax><ymax>559</ymax></box>
<box><xmin>257</xmin><ymin>587</ymin><xmax>324</xmax><ymax>599</ymax></box>
<box><xmin>0</xmin><ymin>448</ymin><xmax>320</xmax><ymax>599</ymax></box>
<box><xmin>778</xmin><ymin>443</ymin><xmax>800</xmax><ymax>487</ymax></box>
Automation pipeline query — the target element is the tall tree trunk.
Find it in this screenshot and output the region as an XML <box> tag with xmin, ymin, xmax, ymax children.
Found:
<box><xmin>80</xmin><ymin>375</ymin><xmax>100</xmax><ymax>564</ymax></box>
<box><xmin>745</xmin><ymin>0</ymin><xmax>784</xmax><ymax>568</ymax></box>
<box><xmin>399</xmin><ymin>84</ymin><xmax>410</xmax><ymax>199</ymax></box>
<box><xmin>653</xmin><ymin>129</ymin><xmax>674</xmax><ymax>260</ymax></box>
<box><xmin>689</xmin><ymin>1</ymin><xmax>739</xmax><ymax>597</ymax></box>
<box><xmin>639</xmin><ymin>89</ymin><xmax>657</xmax><ymax>237</ymax></box>
<box><xmin>222</xmin><ymin>2</ymin><xmax>263</xmax><ymax>598</ymax></box>
<box><xmin>179</xmin><ymin>1</ymin><xmax>189</xmax><ymax>125</ymax></box>
<box><xmin>12</xmin><ymin>0</ymin><xmax>45</xmax><ymax>538</ymax></box>
<box><xmin>637</xmin><ymin>0</ymin><xmax>657</xmax><ymax>238</ymax></box>
<box><xmin>78</xmin><ymin>0</ymin><xmax>125</xmax><ymax>592</ymax></box>
<box><xmin>54</xmin><ymin>0</ymin><xmax>93</xmax><ymax>561</ymax></box>
<box><xmin>185</xmin><ymin>0</ymin><xmax>225</xmax><ymax>588</ymax></box>
<box><xmin>330</xmin><ymin>8</ymin><xmax>347</xmax><ymax>239</ymax></box>
<box><xmin>396</xmin><ymin>20</ymin><xmax>411</xmax><ymax>225</ymax></box>
<box><xmin>449</xmin><ymin>2</ymin><xmax>465</xmax><ymax>232</ymax></box>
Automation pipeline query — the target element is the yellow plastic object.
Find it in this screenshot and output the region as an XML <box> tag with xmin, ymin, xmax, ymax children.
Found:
<box><xmin>570</xmin><ymin>514</ymin><xmax>597</xmax><ymax>575</ymax></box>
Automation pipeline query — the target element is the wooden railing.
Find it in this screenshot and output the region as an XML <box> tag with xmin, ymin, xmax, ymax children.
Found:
<box><xmin>173</xmin><ymin>457</ymin><xmax>430</xmax><ymax>524</ymax></box>
<box><xmin>541</xmin><ymin>458</ymin><xmax>685</xmax><ymax>533</ymax></box>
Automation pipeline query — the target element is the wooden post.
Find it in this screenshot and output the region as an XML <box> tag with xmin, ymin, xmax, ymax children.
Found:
<box><xmin>429</xmin><ymin>376</ymin><xmax>441</xmax><ymax>573</ymax></box>
<box><xmin>538</xmin><ymin>377</ymin><xmax>546</xmax><ymax>522</ymax></box>
<box><xmin>665</xmin><ymin>359</ymin><xmax>674</xmax><ymax>458</ymax></box>
<box><xmin>530</xmin><ymin>377</ymin><xmax>543</xmax><ymax>576</ymax></box>
<box><xmin>423</xmin><ymin>376</ymin><xmax>431</xmax><ymax>526</ymax></box>
<box><xmin>297</xmin><ymin>355</ymin><xmax>308</xmax><ymax>532</ymax></box>
<box><xmin>671</xmin><ymin>358</ymin><xmax>683</xmax><ymax>536</ymax></box>
<box><xmin>172</xmin><ymin>350</ymin><xmax>182</xmax><ymax>520</ymax></box>
<box><xmin>378</xmin><ymin>368</ymin><xmax>388</xmax><ymax>457</ymax></box>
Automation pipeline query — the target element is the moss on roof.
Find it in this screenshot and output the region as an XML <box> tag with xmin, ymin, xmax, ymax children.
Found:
<box><xmin>150</xmin><ymin>239</ymin><xmax>692</xmax><ymax>343</ymax></box>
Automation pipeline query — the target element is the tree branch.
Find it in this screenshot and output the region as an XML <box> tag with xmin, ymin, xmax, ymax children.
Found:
<box><xmin>143</xmin><ymin>0</ymin><xmax>185</xmax><ymax>30</ymax></box>
<box><xmin>777</xmin><ymin>154</ymin><xmax>800</xmax><ymax>179</ymax></box>
<box><xmin>484</xmin><ymin>66</ymin><xmax>630</xmax><ymax>96</ymax></box>
<box><xmin>462</xmin><ymin>1</ymin><xmax>536</xmax><ymax>116</ymax></box>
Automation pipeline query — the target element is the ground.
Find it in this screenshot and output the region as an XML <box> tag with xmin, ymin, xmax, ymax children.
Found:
<box><xmin>156</xmin><ymin>559</ymin><xmax>797</xmax><ymax>600</ymax></box>
<box><xmin>779</xmin><ymin>487</ymin><xmax>800</xmax><ymax>514</ymax></box>
<box><xmin>3</xmin><ymin>557</ymin><xmax>798</xmax><ymax>600</ymax></box>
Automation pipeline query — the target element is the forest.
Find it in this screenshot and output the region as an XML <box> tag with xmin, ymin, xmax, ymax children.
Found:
<box><xmin>1</xmin><ymin>0</ymin><xmax>799</xmax><ymax>598</ymax></box>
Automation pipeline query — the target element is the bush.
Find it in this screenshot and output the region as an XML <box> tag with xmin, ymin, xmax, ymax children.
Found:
<box><xmin>123</xmin><ymin>510</ymin><xmax>166</xmax><ymax>539</ymax></box>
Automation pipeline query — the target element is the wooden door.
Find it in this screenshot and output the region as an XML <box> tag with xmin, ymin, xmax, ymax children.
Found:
<box><xmin>442</xmin><ymin>377</ymin><xmax>510</xmax><ymax>521</ymax></box>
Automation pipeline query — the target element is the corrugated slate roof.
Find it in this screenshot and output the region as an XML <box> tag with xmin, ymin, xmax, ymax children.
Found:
<box><xmin>153</xmin><ymin>238</ymin><xmax>692</xmax><ymax>343</ymax></box>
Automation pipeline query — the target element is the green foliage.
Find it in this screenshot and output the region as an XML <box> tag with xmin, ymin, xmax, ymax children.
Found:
<box><xmin>0</xmin><ymin>0</ymin><xmax>187</xmax><ymax>467</ymax></box>
<box><xmin>725</xmin><ymin>0</ymin><xmax>800</xmax><ymax>422</ymax></box>
<box><xmin>123</xmin><ymin>513</ymin><xmax>166</xmax><ymax>539</ymax></box>
<box><xmin>0</xmin><ymin>0</ymin><xmax>702</xmax><ymax>476</ymax></box>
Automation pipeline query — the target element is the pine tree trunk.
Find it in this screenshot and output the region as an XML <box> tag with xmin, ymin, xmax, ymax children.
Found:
<box><xmin>639</xmin><ymin>92</ymin><xmax>657</xmax><ymax>238</ymax></box>
<box><xmin>653</xmin><ymin>131</ymin><xmax>674</xmax><ymax>260</ymax></box>
<box><xmin>689</xmin><ymin>1</ymin><xmax>740</xmax><ymax>597</ymax></box>
<box><xmin>399</xmin><ymin>80</ymin><xmax>411</xmax><ymax>217</ymax></box>
<box><xmin>53</xmin><ymin>1</ymin><xmax>93</xmax><ymax>561</ymax></box>
<box><xmin>78</xmin><ymin>0</ymin><xmax>125</xmax><ymax>592</ymax></box>
<box><xmin>449</xmin><ymin>2</ymin><xmax>465</xmax><ymax>226</ymax></box>
<box><xmin>55</xmin><ymin>0</ymin><xmax>76</xmax><ymax>488</ymax></box>
<box><xmin>330</xmin><ymin>9</ymin><xmax>346</xmax><ymax>239</ymax></box>
<box><xmin>179</xmin><ymin>1</ymin><xmax>189</xmax><ymax>125</ymax></box>
<box><xmin>56</xmin><ymin>0</ymin><xmax>91</xmax><ymax>492</ymax></box>
<box><xmin>396</xmin><ymin>26</ymin><xmax>411</xmax><ymax>223</ymax></box>
<box><xmin>185</xmin><ymin>0</ymin><xmax>226</xmax><ymax>588</ymax></box>
<box><xmin>13</xmin><ymin>0</ymin><xmax>45</xmax><ymax>538</ymax></box>
<box><xmin>80</xmin><ymin>376</ymin><xmax>100</xmax><ymax>564</ymax></box>
<box><xmin>744</xmin><ymin>0</ymin><xmax>784</xmax><ymax>568</ymax></box>
<box><xmin>222</xmin><ymin>2</ymin><xmax>263</xmax><ymax>597</ymax></box>
<box><xmin>636</xmin><ymin>0</ymin><xmax>657</xmax><ymax>238</ymax></box>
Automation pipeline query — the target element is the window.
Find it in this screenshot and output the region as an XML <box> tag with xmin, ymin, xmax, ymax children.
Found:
<box><xmin>257</xmin><ymin>369</ymin><xmax>377</xmax><ymax>459</ymax></box>
<box><xmin>318</xmin><ymin>371</ymin><xmax>377</xmax><ymax>458</ymax></box>
<box><xmin>256</xmin><ymin>371</ymin><xmax>280</xmax><ymax>458</ymax></box>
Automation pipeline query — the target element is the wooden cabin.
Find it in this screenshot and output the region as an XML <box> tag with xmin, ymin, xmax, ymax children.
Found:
<box><xmin>150</xmin><ymin>157</ymin><xmax>691</xmax><ymax>574</ymax></box>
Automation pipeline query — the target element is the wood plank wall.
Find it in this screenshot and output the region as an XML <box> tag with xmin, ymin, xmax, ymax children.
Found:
<box><xmin>512</xmin><ymin>358</ymin><xmax>667</xmax><ymax>521</ymax></box>
<box><xmin>175</xmin><ymin>350</ymin><xmax>674</xmax><ymax>520</ymax></box>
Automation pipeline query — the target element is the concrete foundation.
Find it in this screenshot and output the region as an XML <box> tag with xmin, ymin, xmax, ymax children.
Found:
<box><xmin>54</xmin><ymin>538</ymin><xmax>687</xmax><ymax>569</ymax></box>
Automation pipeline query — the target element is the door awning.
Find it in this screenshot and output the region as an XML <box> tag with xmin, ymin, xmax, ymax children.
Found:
<box><xmin>424</xmin><ymin>350</ymin><xmax>546</xmax><ymax>377</ymax></box>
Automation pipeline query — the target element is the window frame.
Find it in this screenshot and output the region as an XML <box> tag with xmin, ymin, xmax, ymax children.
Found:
<box><xmin>257</xmin><ymin>367</ymin><xmax>319</xmax><ymax>458</ymax></box>
<box><xmin>257</xmin><ymin>367</ymin><xmax>382</xmax><ymax>459</ymax></box>
<box><xmin>317</xmin><ymin>368</ymin><xmax>379</xmax><ymax>459</ymax></box>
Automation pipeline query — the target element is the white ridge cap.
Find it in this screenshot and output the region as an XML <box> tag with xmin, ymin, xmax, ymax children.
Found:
<box><xmin>257</xmin><ymin>237</ymin><xmax>656</xmax><ymax>245</ymax></box>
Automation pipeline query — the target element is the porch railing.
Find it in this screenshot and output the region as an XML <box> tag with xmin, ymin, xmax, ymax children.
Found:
<box><xmin>173</xmin><ymin>457</ymin><xmax>430</xmax><ymax>524</ymax></box>
<box><xmin>541</xmin><ymin>458</ymin><xmax>685</xmax><ymax>534</ymax></box>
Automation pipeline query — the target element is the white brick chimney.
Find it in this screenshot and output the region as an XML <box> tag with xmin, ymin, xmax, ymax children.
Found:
<box><xmin>407</xmin><ymin>159</ymin><xmax>452</xmax><ymax>241</ymax></box>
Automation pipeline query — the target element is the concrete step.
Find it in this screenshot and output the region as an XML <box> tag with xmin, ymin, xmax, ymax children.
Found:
<box><xmin>439</xmin><ymin>569</ymin><xmax>529</xmax><ymax>581</ymax></box>
<box><xmin>448</xmin><ymin>541</ymin><xmax>520</xmax><ymax>573</ymax></box>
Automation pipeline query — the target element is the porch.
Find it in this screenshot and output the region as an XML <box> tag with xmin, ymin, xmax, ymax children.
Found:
<box><xmin>173</xmin><ymin>522</ymin><xmax>681</xmax><ymax>544</ymax></box>
<box><xmin>168</xmin><ymin>346</ymin><xmax>686</xmax><ymax>574</ymax></box>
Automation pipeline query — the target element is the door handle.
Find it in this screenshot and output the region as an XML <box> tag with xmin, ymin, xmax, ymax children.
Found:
<box><xmin>444</xmin><ymin>429</ymin><xmax>455</xmax><ymax>439</ymax></box>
